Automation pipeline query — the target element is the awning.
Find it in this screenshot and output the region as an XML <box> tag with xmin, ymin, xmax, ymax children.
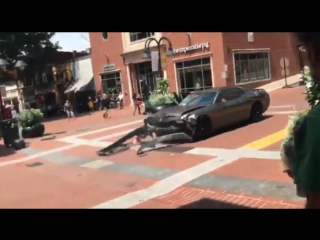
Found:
<box><xmin>64</xmin><ymin>76</ymin><xmax>94</xmax><ymax>93</ymax></box>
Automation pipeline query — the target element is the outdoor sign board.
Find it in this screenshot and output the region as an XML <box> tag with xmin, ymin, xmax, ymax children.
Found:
<box><xmin>103</xmin><ymin>64</ymin><xmax>116</xmax><ymax>72</ymax></box>
<box><xmin>172</xmin><ymin>42</ymin><xmax>209</xmax><ymax>54</ymax></box>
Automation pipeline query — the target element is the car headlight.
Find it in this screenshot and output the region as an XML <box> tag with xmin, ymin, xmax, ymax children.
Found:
<box><xmin>188</xmin><ymin>114</ymin><xmax>196</xmax><ymax>119</ymax></box>
<box><xmin>181</xmin><ymin>114</ymin><xmax>187</xmax><ymax>120</ymax></box>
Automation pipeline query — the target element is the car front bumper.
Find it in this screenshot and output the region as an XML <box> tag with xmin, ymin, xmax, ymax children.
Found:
<box><xmin>144</xmin><ymin>118</ymin><xmax>191</xmax><ymax>137</ymax></box>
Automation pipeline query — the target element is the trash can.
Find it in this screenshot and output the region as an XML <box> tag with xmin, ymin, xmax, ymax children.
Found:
<box><xmin>1</xmin><ymin>119</ymin><xmax>20</xmax><ymax>148</ymax></box>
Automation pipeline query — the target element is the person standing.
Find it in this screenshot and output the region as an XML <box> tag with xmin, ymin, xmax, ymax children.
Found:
<box><xmin>133</xmin><ymin>93</ymin><xmax>142</xmax><ymax>116</ymax></box>
<box><xmin>101</xmin><ymin>94</ymin><xmax>110</xmax><ymax>119</ymax></box>
<box><xmin>88</xmin><ymin>96</ymin><xmax>94</xmax><ymax>112</ymax></box>
<box><xmin>118</xmin><ymin>91</ymin><xmax>124</xmax><ymax>109</ymax></box>
<box><xmin>142</xmin><ymin>81</ymin><xmax>151</xmax><ymax>115</ymax></box>
<box><xmin>64</xmin><ymin>100</ymin><xmax>75</xmax><ymax>121</ymax></box>
<box><xmin>292</xmin><ymin>32</ymin><xmax>320</xmax><ymax>209</ymax></box>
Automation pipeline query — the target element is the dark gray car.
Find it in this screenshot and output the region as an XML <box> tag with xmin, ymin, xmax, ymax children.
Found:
<box><xmin>145</xmin><ymin>86</ymin><xmax>270</xmax><ymax>141</ymax></box>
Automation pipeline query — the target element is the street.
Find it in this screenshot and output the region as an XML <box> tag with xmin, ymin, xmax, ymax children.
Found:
<box><xmin>0</xmin><ymin>85</ymin><xmax>307</xmax><ymax>209</ymax></box>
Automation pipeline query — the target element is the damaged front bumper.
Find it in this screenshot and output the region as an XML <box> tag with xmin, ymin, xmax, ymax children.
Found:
<box><xmin>144</xmin><ymin>118</ymin><xmax>192</xmax><ymax>137</ymax></box>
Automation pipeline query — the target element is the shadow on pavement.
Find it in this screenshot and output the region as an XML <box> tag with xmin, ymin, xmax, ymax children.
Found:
<box><xmin>42</xmin><ymin>112</ymin><xmax>91</xmax><ymax>124</ymax></box>
<box><xmin>0</xmin><ymin>144</ymin><xmax>16</xmax><ymax>157</ymax></box>
<box><xmin>177</xmin><ymin>198</ymin><xmax>253</xmax><ymax>209</ymax></box>
<box><xmin>207</xmin><ymin>115</ymin><xmax>273</xmax><ymax>140</ymax></box>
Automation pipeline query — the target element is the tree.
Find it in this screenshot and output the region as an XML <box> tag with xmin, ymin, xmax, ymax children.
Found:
<box><xmin>0</xmin><ymin>32</ymin><xmax>60</xmax><ymax>89</ymax></box>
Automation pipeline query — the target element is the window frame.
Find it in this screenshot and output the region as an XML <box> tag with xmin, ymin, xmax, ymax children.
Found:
<box><xmin>100</xmin><ymin>71</ymin><xmax>123</xmax><ymax>94</ymax></box>
<box><xmin>175</xmin><ymin>57</ymin><xmax>213</xmax><ymax>94</ymax></box>
<box><xmin>129</xmin><ymin>32</ymin><xmax>154</xmax><ymax>42</ymax></box>
<box><xmin>102</xmin><ymin>32</ymin><xmax>108</xmax><ymax>41</ymax></box>
<box><xmin>233</xmin><ymin>50</ymin><xmax>271</xmax><ymax>85</ymax></box>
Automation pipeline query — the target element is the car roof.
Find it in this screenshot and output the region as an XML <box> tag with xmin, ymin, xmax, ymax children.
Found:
<box><xmin>190</xmin><ymin>86</ymin><xmax>243</xmax><ymax>94</ymax></box>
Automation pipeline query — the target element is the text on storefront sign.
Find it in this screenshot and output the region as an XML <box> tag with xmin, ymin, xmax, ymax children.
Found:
<box><xmin>173</xmin><ymin>42</ymin><xmax>209</xmax><ymax>54</ymax></box>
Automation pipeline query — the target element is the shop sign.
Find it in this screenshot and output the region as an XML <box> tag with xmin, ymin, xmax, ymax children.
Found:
<box><xmin>102</xmin><ymin>64</ymin><xmax>116</xmax><ymax>72</ymax></box>
<box><xmin>172</xmin><ymin>42</ymin><xmax>209</xmax><ymax>54</ymax></box>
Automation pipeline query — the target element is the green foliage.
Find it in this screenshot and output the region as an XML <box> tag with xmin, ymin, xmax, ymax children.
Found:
<box><xmin>147</xmin><ymin>78</ymin><xmax>175</xmax><ymax>106</ymax></box>
<box><xmin>17</xmin><ymin>109</ymin><xmax>43</xmax><ymax>128</ymax></box>
<box><xmin>0</xmin><ymin>32</ymin><xmax>60</xmax><ymax>60</ymax></box>
<box><xmin>303</xmin><ymin>66</ymin><xmax>320</xmax><ymax>108</ymax></box>
<box><xmin>285</xmin><ymin>110</ymin><xmax>308</xmax><ymax>139</ymax></box>
<box><xmin>280</xmin><ymin>136</ymin><xmax>294</xmax><ymax>171</ymax></box>
<box><xmin>155</xmin><ymin>78</ymin><xmax>170</xmax><ymax>95</ymax></box>
<box><xmin>148</xmin><ymin>92</ymin><xmax>175</xmax><ymax>106</ymax></box>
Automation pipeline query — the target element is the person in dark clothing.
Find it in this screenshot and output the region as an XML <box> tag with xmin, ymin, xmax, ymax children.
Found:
<box><xmin>133</xmin><ymin>93</ymin><xmax>142</xmax><ymax>116</ymax></box>
<box><xmin>101</xmin><ymin>94</ymin><xmax>110</xmax><ymax>119</ymax></box>
<box><xmin>142</xmin><ymin>81</ymin><xmax>151</xmax><ymax>115</ymax></box>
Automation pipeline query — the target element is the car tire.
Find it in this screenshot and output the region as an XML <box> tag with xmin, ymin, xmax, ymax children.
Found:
<box><xmin>249</xmin><ymin>102</ymin><xmax>263</xmax><ymax>122</ymax></box>
<box><xmin>192</xmin><ymin>116</ymin><xmax>212</xmax><ymax>142</ymax></box>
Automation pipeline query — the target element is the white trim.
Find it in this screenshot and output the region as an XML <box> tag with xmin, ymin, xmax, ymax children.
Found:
<box><xmin>99</xmin><ymin>69</ymin><xmax>121</xmax><ymax>75</ymax></box>
<box><xmin>232</xmin><ymin>49</ymin><xmax>272</xmax><ymax>86</ymax></box>
<box><xmin>210</xmin><ymin>55</ymin><xmax>215</xmax><ymax>87</ymax></box>
<box><xmin>126</xmin><ymin>64</ymin><xmax>133</xmax><ymax>106</ymax></box>
<box><xmin>171</xmin><ymin>52</ymin><xmax>212</xmax><ymax>62</ymax></box>
<box><xmin>232</xmin><ymin>48</ymin><xmax>270</xmax><ymax>53</ymax></box>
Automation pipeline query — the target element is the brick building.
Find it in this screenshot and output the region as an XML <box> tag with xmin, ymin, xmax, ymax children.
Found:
<box><xmin>89</xmin><ymin>32</ymin><xmax>300</xmax><ymax>105</ymax></box>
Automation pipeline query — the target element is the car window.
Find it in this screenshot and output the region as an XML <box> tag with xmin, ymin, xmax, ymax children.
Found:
<box><xmin>189</xmin><ymin>92</ymin><xmax>217</xmax><ymax>105</ymax></box>
<box><xmin>233</xmin><ymin>88</ymin><xmax>244</xmax><ymax>98</ymax></box>
<box><xmin>218</xmin><ymin>89</ymin><xmax>242</xmax><ymax>102</ymax></box>
<box><xmin>179</xmin><ymin>93</ymin><xmax>200</xmax><ymax>106</ymax></box>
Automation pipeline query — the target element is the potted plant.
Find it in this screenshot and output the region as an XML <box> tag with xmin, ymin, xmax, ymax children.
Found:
<box><xmin>17</xmin><ymin>108</ymin><xmax>45</xmax><ymax>138</ymax></box>
<box><xmin>145</xmin><ymin>78</ymin><xmax>178</xmax><ymax>113</ymax></box>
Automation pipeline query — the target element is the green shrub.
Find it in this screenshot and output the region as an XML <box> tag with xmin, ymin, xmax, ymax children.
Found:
<box><xmin>304</xmin><ymin>66</ymin><xmax>320</xmax><ymax>108</ymax></box>
<box><xmin>17</xmin><ymin>109</ymin><xmax>43</xmax><ymax>128</ymax></box>
<box><xmin>148</xmin><ymin>92</ymin><xmax>175</xmax><ymax>106</ymax></box>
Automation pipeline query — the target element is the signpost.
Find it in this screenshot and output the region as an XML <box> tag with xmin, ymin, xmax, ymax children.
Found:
<box><xmin>280</xmin><ymin>57</ymin><xmax>290</xmax><ymax>88</ymax></box>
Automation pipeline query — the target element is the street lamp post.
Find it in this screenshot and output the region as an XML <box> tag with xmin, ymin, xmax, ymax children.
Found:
<box><xmin>142</xmin><ymin>37</ymin><xmax>174</xmax><ymax>79</ymax></box>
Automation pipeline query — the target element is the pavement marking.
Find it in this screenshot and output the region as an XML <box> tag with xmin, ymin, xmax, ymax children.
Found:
<box><xmin>81</xmin><ymin>160</ymin><xmax>114</xmax><ymax>169</ymax></box>
<box><xmin>92</xmin><ymin>156</ymin><xmax>239</xmax><ymax>209</ymax></box>
<box><xmin>0</xmin><ymin>120</ymin><xmax>142</xmax><ymax>168</ymax></box>
<box><xmin>185</xmin><ymin>148</ymin><xmax>280</xmax><ymax>159</ymax></box>
<box><xmin>266</xmin><ymin>110</ymin><xmax>298</xmax><ymax>115</ymax></box>
<box><xmin>59</xmin><ymin>128</ymin><xmax>135</xmax><ymax>146</ymax></box>
<box><xmin>92</xmin><ymin>127</ymin><xmax>288</xmax><ymax>209</ymax></box>
<box><xmin>0</xmin><ymin>144</ymin><xmax>80</xmax><ymax>167</ymax></box>
<box><xmin>241</xmin><ymin>129</ymin><xmax>286</xmax><ymax>149</ymax></box>
<box><xmin>61</xmin><ymin>120</ymin><xmax>142</xmax><ymax>139</ymax></box>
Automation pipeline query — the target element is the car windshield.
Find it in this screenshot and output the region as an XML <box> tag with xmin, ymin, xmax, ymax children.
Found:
<box><xmin>179</xmin><ymin>92</ymin><xmax>217</xmax><ymax>106</ymax></box>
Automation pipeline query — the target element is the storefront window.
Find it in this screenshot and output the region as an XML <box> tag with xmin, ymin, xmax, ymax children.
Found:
<box><xmin>175</xmin><ymin>57</ymin><xmax>212</xmax><ymax>94</ymax></box>
<box><xmin>101</xmin><ymin>72</ymin><xmax>122</xmax><ymax>94</ymax></box>
<box><xmin>129</xmin><ymin>32</ymin><xmax>154</xmax><ymax>42</ymax></box>
<box><xmin>234</xmin><ymin>52</ymin><xmax>270</xmax><ymax>84</ymax></box>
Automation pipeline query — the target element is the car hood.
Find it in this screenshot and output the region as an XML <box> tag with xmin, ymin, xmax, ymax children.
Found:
<box><xmin>151</xmin><ymin>105</ymin><xmax>204</xmax><ymax>119</ymax></box>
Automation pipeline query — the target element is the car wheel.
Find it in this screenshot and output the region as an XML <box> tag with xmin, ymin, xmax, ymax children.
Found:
<box><xmin>192</xmin><ymin>116</ymin><xmax>212</xmax><ymax>141</ymax></box>
<box><xmin>250</xmin><ymin>102</ymin><xmax>263</xmax><ymax>122</ymax></box>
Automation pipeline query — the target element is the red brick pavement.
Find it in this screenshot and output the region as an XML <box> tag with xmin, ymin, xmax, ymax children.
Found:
<box><xmin>42</xmin><ymin>106</ymin><xmax>145</xmax><ymax>137</ymax></box>
<box><xmin>132</xmin><ymin>187</ymin><xmax>304</xmax><ymax>209</ymax></box>
<box><xmin>0</xmin><ymin>86</ymin><xmax>308</xmax><ymax>209</ymax></box>
<box><xmin>0</xmin><ymin>160</ymin><xmax>155</xmax><ymax>208</ymax></box>
<box><xmin>268</xmin><ymin>85</ymin><xmax>306</xmax><ymax>107</ymax></box>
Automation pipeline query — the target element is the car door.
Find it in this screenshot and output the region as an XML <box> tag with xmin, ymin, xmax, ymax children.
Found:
<box><xmin>232</xmin><ymin>87</ymin><xmax>248</xmax><ymax>121</ymax></box>
<box><xmin>212</xmin><ymin>89</ymin><xmax>235</xmax><ymax>128</ymax></box>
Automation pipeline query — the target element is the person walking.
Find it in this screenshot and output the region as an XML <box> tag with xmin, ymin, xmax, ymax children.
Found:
<box><xmin>101</xmin><ymin>94</ymin><xmax>110</xmax><ymax>119</ymax></box>
<box><xmin>133</xmin><ymin>93</ymin><xmax>142</xmax><ymax>116</ymax></box>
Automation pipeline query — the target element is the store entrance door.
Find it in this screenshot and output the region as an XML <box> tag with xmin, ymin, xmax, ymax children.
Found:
<box><xmin>133</xmin><ymin>61</ymin><xmax>157</xmax><ymax>99</ymax></box>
